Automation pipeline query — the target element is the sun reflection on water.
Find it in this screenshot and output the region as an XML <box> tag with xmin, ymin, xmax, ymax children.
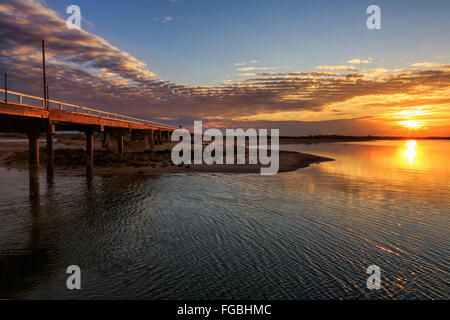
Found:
<box><xmin>403</xmin><ymin>140</ymin><xmax>417</xmax><ymax>164</ymax></box>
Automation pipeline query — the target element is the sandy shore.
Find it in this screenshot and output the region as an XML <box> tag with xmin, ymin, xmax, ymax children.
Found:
<box><xmin>0</xmin><ymin>135</ymin><xmax>333</xmax><ymax>176</ymax></box>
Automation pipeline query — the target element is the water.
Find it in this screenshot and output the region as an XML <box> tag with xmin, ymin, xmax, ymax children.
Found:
<box><xmin>0</xmin><ymin>140</ymin><xmax>448</xmax><ymax>299</ymax></box>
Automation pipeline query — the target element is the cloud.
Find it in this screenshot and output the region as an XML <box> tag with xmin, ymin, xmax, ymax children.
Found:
<box><xmin>234</xmin><ymin>59</ymin><xmax>259</xmax><ymax>66</ymax></box>
<box><xmin>361</xmin><ymin>68</ymin><xmax>388</xmax><ymax>77</ymax></box>
<box><xmin>238</xmin><ymin>73</ymin><xmax>257</xmax><ymax>76</ymax></box>
<box><xmin>348</xmin><ymin>58</ymin><xmax>373</xmax><ymax>64</ymax></box>
<box><xmin>1</xmin><ymin>0</ymin><xmax>449</xmax><ymax>135</ymax></box>
<box><xmin>163</xmin><ymin>16</ymin><xmax>173</xmax><ymax>23</ymax></box>
<box><xmin>236</xmin><ymin>66</ymin><xmax>282</xmax><ymax>71</ymax></box>
<box><xmin>411</xmin><ymin>62</ymin><xmax>449</xmax><ymax>68</ymax></box>
<box><xmin>316</xmin><ymin>65</ymin><xmax>357</xmax><ymax>71</ymax></box>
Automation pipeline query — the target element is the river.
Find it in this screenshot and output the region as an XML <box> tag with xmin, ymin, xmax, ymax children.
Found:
<box><xmin>0</xmin><ymin>140</ymin><xmax>448</xmax><ymax>299</ymax></box>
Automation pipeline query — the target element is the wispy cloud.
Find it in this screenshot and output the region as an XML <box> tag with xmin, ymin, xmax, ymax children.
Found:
<box><xmin>238</xmin><ymin>73</ymin><xmax>257</xmax><ymax>76</ymax></box>
<box><xmin>163</xmin><ymin>16</ymin><xmax>173</xmax><ymax>23</ymax></box>
<box><xmin>316</xmin><ymin>65</ymin><xmax>357</xmax><ymax>71</ymax></box>
<box><xmin>412</xmin><ymin>61</ymin><xmax>450</xmax><ymax>68</ymax></box>
<box><xmin>234</xmin><ymin>59</ymin><xmax>259</xmax><ymax>66</ymax></box>
<box><xmin>236</xmin><ymin>66</ymin><xmax>282</xmax><ymax>71</ymax></box>
<box><xmin>348</xmin><ymin>58</ymin><xmax>373</xmax><ymax>64</ymax></box>
<box><xmin>361</xmin><ymin>68</ymin><xmax>389</xmax><ymax>77</ymax></box>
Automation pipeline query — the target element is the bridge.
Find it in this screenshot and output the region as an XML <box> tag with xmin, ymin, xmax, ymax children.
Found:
<box><xmin>0</xmin><ymin>71</ymin><xmax>177</xmax><ymax>196</ymax></box>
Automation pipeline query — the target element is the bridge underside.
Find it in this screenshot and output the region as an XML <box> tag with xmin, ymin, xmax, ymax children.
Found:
<box><xmin>0</xmin><ymin>114</ymin><xmax>49</xmax><ymax>134</ymax></box>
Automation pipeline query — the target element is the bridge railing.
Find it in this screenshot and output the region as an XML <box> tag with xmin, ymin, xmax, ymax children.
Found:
<box><xmin>0</xmin><ymin>72</ymin><xmax>175</xmax><ymax>130</ymax></box>
<box><xmin>0</xmin><ymin>71</ymin><xmax>49</xmax><ymax>107</ymax></box>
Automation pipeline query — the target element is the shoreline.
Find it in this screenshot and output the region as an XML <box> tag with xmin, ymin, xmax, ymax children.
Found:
<box><xmin>0</xmin><ymin>137</ymin><xmax>334</xmax><ymax>176</ymax></box>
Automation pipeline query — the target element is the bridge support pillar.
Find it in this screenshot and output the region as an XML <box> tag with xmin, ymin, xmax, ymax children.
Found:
<box><xmin>117</xmin><ymin>135</ymin><xmax>124</xmax><ymax>159</ymax></box>
<box><xmin>102</xmin><ymin>132</ymin><xmax>111</xmax><ymax>151</ymax></box>
<box><xmin>144</xmin><ymin>133</ymin><xmax>153</xmax><ymax>152</ymax></box>
<box><xmin>86</xmin><ymin>131</ymin><xmax>94</xmax><ymax>177</ymax></box>
<box><xmin>157</xmin><ymin>130</ymin><xmax>162</xmax><ymax>145</ymax></box>
<box><xmin>28</xmin><ymin>133</ymin><xmax>40</xmax><ymax>197</ymax></box>
<box><xmin>46</xmin><ymin>132</ymin><xmax>54</xmax><ymax>182</ymax></box>
<box><xmin>144</xmin><ymin>130</ymin><xmax>154</xmax><ymax>152</ymax></box>
<box><xmin>165</xmin><ymin>131</ymin><xmax>170</xmax><ymax>143</ymax></box>
<box><xmin>153</xmin><ymin>131</ymin><xmax>158</xmax><ymax>145</ymax></box>
<box><xmin>150</xmin><ymin>130</ymin><xmax>155</xmax><ymax>148</ymax></box>
<box><xmin>144</xmin><ymin>135</ymin><xmax>149</xmax><ymax>151</ymax></box>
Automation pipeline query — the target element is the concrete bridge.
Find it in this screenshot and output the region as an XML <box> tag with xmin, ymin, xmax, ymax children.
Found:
<box><xmin>0</xmin><ymin>71</ymin><xmax>176</xmax><ymax>196</ymax></box>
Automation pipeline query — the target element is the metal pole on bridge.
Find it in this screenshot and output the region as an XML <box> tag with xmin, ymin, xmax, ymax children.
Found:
<box><xmin>4</xmin><ymin>73</ymin><xmax>7</xmax><ymax>103</ymax></box>
<box><xmin>42</xmin><ymin>40</ymin><xmax>48</xmax><ymax>109</ymax></box>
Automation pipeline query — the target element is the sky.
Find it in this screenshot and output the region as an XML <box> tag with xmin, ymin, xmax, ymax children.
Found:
<box><xmin>1</xmin><ymin>0</ymin><xmax>450</xmax><ymax>136</ymax></box>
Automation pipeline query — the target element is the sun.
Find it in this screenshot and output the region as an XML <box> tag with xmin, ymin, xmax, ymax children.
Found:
<box><xmin>398</xmin><ymin>120</ymin><xmax>423</xmax><ymax>129</ymax></box>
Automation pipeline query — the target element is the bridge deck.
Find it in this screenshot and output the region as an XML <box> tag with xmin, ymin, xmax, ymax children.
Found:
<box><xmin>0</xmin><ymin>88</ymin><xmax>175</xmax><ymax>134</ymax></box>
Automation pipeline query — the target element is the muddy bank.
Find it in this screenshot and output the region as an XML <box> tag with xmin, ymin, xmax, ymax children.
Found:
<box><xmin>0</xmin><ymin>137</ymin><xmax>333</xmax><ymax>175</ymax></box>
<box><xmin>4</xmin><ymin>148</ymin><xmax>173</xmax><ymax>169</ymax></box>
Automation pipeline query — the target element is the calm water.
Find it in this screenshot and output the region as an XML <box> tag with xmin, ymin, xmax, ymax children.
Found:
<box><xmin>0</xmin><ymin>140</ymin><xmax>448</xmax><ymax>299</ymax></box>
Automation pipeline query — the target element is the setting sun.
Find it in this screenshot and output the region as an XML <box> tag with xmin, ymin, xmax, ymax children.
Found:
<box><xmin>398</xmin><ymin>120</ymin><xmax>423</xmax><ymax>129</ymax></box>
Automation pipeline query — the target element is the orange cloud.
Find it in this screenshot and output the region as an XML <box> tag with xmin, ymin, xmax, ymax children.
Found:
<box><xmin>316</xmin><ymin>65</ymin><xmax>357</xmax><ymax>71</ymax></box>
<box><xmin>348</xmin><ymin>58</ymin><xmax>373</xmax><ymax>64</ymax></box>
<box><xmin>1</xmin><ymin>0</ymin><xmax>450</xmax><ymax>136</ymax></box>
